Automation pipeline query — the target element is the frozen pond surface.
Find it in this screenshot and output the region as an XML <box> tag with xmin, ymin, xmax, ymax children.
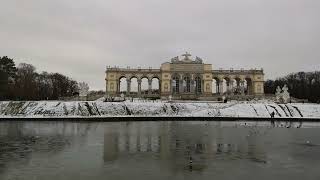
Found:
<box><xmin>1</xmin><ymin>120</ymin><xmax>320</xmax><ymax>180</ymax></box>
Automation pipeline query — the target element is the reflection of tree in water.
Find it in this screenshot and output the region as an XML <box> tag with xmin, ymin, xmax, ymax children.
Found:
<box><xmin>271</xmin><ymin>120</ymin><xmax>303</xmax><ymax>128</ymax></box>
<box><xmin>0</xmin><ymin>122</ymin><xmax>93</xmax><ymax>176</ymax></box>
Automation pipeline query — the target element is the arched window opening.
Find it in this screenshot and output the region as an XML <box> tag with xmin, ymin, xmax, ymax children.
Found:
<box><xmin>172</xmin><ymin>76</ymin><xmax>179</xmax><ymax>94</ymax></box>
<box><xmin>195</xmin><ymin>77</ymin><xmax>202</xmax><ymax>93</ymax></box>
<box><xmin>130</xmin><ymin>77</ymin><xmax>138</xmax><ymax>93</ymax></box>
<box><xmin>141</xmin><ymin>77</ymin><xmax>149</xmax><ymax>95</ymax></box>
<box><xmin>119</xmin><ymin>77</ymin><xmax>127</xmax><ymax>93</ymax></box>
<box><xmin>151</xmin><ymin>78</ymin><xmax>160</xmax><ymax>94</ymax></box>
<box><xmin>184</xmin><ymin>76</ymin><xmax>191</xmax><ymax>93</ymax></box>
<box><xmin>212</xmin><ymin>79</ymin><xmax>217</xmax><ymax>94</ymax></box>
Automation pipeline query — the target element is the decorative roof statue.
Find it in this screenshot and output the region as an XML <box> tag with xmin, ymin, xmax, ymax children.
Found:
<box><xmin>170</xmin><ymin>52</ymin><xmax>204</xmax><ymax>64</ymax></box>
<box><xmin>182</xmin><ymin>52</ymin><xmax>192</xmax><ymax>62</ymax></box>
<box><xmin>195</xmin><ymin>56</ymin><xmax>203</xmax><ymax>63</ymax></box>
<box><xmin>171</xmin><ymin>56</ymin><xmax>179</xmax><ymax>63</ymax></box>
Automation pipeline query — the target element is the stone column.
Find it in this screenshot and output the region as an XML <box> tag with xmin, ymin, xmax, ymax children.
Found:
<box><xmin>191</xmin><ymin>80</ymin><xmax>195</xmax><ymax>93</ymax></box>
<box><xmin>158</xmin><ymin>80</ymin><xmax>161</xmax><ymax>96</ymax></box>
<box><xmin>126</xmin><ymin>79</ymin><xmax>131</xmax><ymax>95</ymax></box>
<box><xmin>226</xmin><ymin>81</ymin><xmax>230</xmax><ymax>94</ymax></box>
<box><xmin>240</xmin><ymin>80</ymin><xmax>245</xmax><ymax>95</ymax></box>
<box><xmin>195</xmin><ymin>80</ymin><xmax>199</xmax><ymax>94</ymax></box>
<box><xmin>230</xmin><ymin>80</ymin><xmax>234</xmax><ymax>95</ymax></box>
<box><xmin>235</xmin><ymin>80</ymin><xmax>240</xmax><ymax>95</ymax></box>
<box><xmin>137</xmin><ymin>79</ymin><xmax>142</xmax><ymax>97</ymax></box>
<box><xmin>117</xmin><ymin>81</ymin><xmax>120</xmax><ymax>95</ymax></box>
<box><xmin>201</xmin><ymin>80</ymin><xmax>204</xmax><ymax>94</ymax></box>
<box><xmin>171</xmin><ymin>80</ymin><xmax>175</xmax><ymax>94</ymax></box>
<box><xmin>216</xmin><ymin>82</ymin><xmax>219</xmax><ymax>94</ymax></box>
<box><xmin>148</xmin><ymin>79</ymin><xmax>152</xmax><ymax>95</ymax></box>
<box><xmin>219</xmin><ymin>81</ymin><xmax>223</xmax><ymax>95</ymax></box>
<box><xmin>105</xmin><ymin>80</ymin><xmax>108</xmax><ymax>95</ymax></box>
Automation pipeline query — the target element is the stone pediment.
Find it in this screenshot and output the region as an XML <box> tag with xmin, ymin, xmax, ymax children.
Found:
<box><xmin>171</xmin><ymin>52</ymin><xmax>203</xmax><ymax>64</ymax></box>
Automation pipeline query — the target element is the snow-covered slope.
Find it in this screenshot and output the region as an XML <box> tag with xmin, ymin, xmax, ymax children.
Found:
<box><xmin>0</xmin><ymin>101</ymin><xmax>319</xmax><ymax>119</ymax></box>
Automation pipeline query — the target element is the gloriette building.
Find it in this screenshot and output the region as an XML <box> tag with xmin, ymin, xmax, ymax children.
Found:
<box><xmin>105</xmin><ymin>52</ymin><xmax>264</xmax><ymax>100</ymax></box>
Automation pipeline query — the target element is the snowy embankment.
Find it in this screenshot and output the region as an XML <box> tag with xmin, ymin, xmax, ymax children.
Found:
<box><xmin>0</xmin><ymin>101</ymin><xmax>320</xmax><ymax>119</ymax></box>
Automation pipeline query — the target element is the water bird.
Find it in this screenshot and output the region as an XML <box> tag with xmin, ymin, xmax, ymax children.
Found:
<box><xmin>189</xmin><ymin>156</ymin><xmax>193</xmax><ymax>171</ymax></box>
<box><xmin>294</xmin><ymin>140</ymin><xmax>319</xmax><ymax>147</ymax></box>
<box><xmin>303</xmin><ymin>140</ymin><xmax>318</xmax><ymax>146</ymax></box>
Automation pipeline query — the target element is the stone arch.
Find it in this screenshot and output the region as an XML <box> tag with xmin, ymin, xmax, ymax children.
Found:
<box><xmin>212</xmin><ymin>78</ymin><xmax>218</xmax><ymax>94</ymax></box>
<box><xmin>140</xmin><ymin>77</ymin><xmax>149</xmax><ymax>94</ymax></box>
<box><xmin>233</xmin><ymin>77</ymin><xmax>242</xmax><ymax>95</ymax></box>
<box><xmin>128</xmin><ymin>75</ymin><xmax>139</xmax><ymax>80</ymax></box>
<box><xmin>245</xmin><ymin>77</ymin><xmax>253</xmax><ymax>95</ymax></box>
<box><xmin>151</xmin><ymin>76</ymin><xmax>160</xmax><ymax>94</ymax></box>
<box><xmin>130</xmin><ymin>76</ymin><xmax>138</xmax><ymax>93</ymax></box>
<box><xmin>119</xmin><ymin>76</ymin><xmax>127</xmax><ymax>93</ymax></box>
<box><xmin>146</xmin><ymin>74</ymin><xmax>155</xmax><ymax>81</ymax></box>
<box><xmin>151</xmin><ymin>74</ymin><xmax>161</xmax><ymax>80</ymax></box>
<box><xmin>229</xmin><ymin>78</ymin><xmax>236</xmax><ymax>95</ymax></box>
<box><xmin>222</xmin><ymin>76</ymin><xmax>231</xmax><ymax>94</ymax></box>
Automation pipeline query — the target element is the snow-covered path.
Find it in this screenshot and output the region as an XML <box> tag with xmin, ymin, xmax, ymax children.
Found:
<box><xmin>0</xmin><ymin>101</ymin><xmax>320</xmax><ymax>119</ymax></box>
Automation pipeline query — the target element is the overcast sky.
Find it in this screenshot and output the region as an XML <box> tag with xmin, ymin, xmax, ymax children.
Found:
<box><xmin>1</xmin><ymin>0</ymin><xmax>320</xmax><ymax>90</ymax></box>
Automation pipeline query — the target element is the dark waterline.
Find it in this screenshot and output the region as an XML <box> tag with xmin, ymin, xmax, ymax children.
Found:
<box><xmin>1</xmin><ymin>121</ymin><xmax>320</xmax><ymax>180</ymax></box>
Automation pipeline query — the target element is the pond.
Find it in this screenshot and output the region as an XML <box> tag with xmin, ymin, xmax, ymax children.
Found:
<box><xmin>0</xmin><ymin>120</ymin><xmax>320</xmax><ymax>180</ymax></box>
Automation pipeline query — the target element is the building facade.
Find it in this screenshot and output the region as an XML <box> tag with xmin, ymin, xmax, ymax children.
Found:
<box><xmin>105</xmin><ymin>52</ymin><xmax>264</xmax><ymax>99</ymax></box>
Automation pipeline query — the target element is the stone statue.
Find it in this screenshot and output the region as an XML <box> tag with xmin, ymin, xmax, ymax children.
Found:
<box><xmin>171</xmin><ymin>56</ymin><xmax>179</xmax><ymax>63</ymax></box>
<box><xmin>282</xmin><ymin>84</ymin><xmax>290</xmax><ymax>103</ymax></box>
<box><xmin>79</xmin><ymin>82</ymin><xmax>89</xmax><ymax>97</ymax></box>
<box><xmin>182</xmin><ymin>52</ymin><xmax>192</xmax><ymax>62</ymax></box>
<box><xmin>275</xmin><ymin>85</ymin><xmax>290</xmax><ymax>104</ymax></box>
<box><xmin>195</xmin><ymin>56</ymin><xmax>203</xmax><ymax>63</ymax></box>
<box><xmin>275</xmin><ymin>86</ymin><xmax>282</xmax><ymax>102</ymax></box>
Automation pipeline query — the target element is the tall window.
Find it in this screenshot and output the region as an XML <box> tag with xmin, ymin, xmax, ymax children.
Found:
<box><xmin>173</xmin><ymin>76</ymin><xmax>179</xmax><ymax>93</ymax></box>
<box><xmin>195</xmin><ymin>77</ymin><xmax>201</xmax><ymax>93</ymax></box>
<box><xmin>184</xmin><ymin>76</ymin><xmax>191</xmax><ymax>92</ymax></box>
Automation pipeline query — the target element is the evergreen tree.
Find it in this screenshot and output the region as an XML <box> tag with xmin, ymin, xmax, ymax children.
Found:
<box><xmin>0</xmin><ymin>56</ymin><xmax>17</xmax><ymax>99</ymax></box>
<box><xmin>0</xmin><ymin>56</ymin><xmax>17</xmax><ymax>79</ymax></box>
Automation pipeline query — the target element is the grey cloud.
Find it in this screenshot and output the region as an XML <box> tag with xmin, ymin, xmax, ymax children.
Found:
<box><xmin>1</xmin><ymin>0</ymin><xmax>320</xmax><ymax>89</ymax></box>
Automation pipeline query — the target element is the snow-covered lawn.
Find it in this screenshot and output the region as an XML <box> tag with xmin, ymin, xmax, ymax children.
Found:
<box><xmin>0</xmin><ymin>100</ymin><xmax>319</xmax><ymax>119</ymax></box>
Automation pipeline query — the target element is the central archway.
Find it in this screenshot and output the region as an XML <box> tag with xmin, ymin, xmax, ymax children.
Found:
<box><xmin>183</xmin><ymin>75</ymin><xmax>191</xmax><ymax>93</ymax></box>
<box><xmin>151</xmin><ymin>77</ymin><xmax>160</xmax><ymax>94</ymax></box>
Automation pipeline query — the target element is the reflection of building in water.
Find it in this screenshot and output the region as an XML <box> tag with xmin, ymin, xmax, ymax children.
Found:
<box><xmin>103</xmin><ymin>122</ymin><xmax>269</xmax><ymax>171</ymax></box>
<box><xmin>103</xmin><ymin>122</ymin><xmax>217</xmax><ymax>171</ymax></box>
<box><xmin>103</xmin><ymin>123</ymin><xmax>160</xmax><ymax>163</ymax></box>
<box><xmin>104</xmin><ymin>131</ymin><xmax>119</xmax><ymax>161</ymax></box>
